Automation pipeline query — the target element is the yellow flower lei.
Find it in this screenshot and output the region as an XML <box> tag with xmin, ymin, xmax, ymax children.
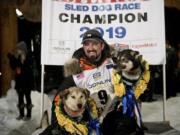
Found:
<box><xmin>112</xmin><ymin>70</ymin><xmax>126</xmax><ymax>97</ymax></box>
<box><xmin>55</xmin><ymin>97</ymin><xmax>98</xmax><ymax>135</ymax></box>
<box><xmin>112</xmin><ymin>59</ymin><xmax>150</xmax><ymax>99</ymax></box>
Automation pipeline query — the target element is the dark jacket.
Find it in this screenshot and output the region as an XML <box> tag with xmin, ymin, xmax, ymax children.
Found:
<box><xmin>8</xmin><ymin>53</ymin><xmax>34</xmax><ymax>90</ymax></box>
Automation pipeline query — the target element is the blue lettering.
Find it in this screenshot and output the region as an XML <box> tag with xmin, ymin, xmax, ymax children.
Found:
<box><xmin>65</xmin><ymin>4</ymin><xmax>71</xmax><ymax>10</ymax></box>
<box><xmin>65</xmin><ymin>4</ymin><xmax>89</xmax><ymax>11</ymax></box>
<box><xmin>92</xmin><ymin>5</ymin><xmax>112</xmax><ymax>11</ymax></box>
<box><xmin>80</xmin><ymin>26</ymin><xmax>126</xmax><ymax>39</ymax></box>
<box><xmin>92</xmin><ymin>5</ymin><xmax>98</xmax><ymax>11</ymax></box>
<box><xmin>88</xmin><ymin>79</ymin><xmax>111</xmax><ymax>89</ymax></box>
<box><xmin>114</xmin><ymin>3</ymin><xmax>141</xmax><ymax>10</ymax></box>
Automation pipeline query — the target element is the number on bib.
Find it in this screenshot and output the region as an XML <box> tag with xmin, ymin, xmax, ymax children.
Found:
<box><xmin>98</xmin><ymin>90</ymin><xmax>108</xmax><ymax>104</ymax></box>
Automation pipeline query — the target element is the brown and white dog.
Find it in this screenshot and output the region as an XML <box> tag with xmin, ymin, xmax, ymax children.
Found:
<box><xmin>39</xmin><ymin>87</ymin><xmax>99</xmax><ymax>135</ymax></box>
<box><xmin>59</xmin><ymin>86</ymin><xmax>90</xmax><ymax>118</ymax></box>
<box><xmin>56</xmin><ymin>87</ymin><xmax>99</xmax><ymax>135</ymax></box>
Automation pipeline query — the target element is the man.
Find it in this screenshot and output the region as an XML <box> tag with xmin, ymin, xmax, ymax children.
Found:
<box><xmin>50</xmin><ymin>29</ymin><xmax>142</xmax><ymax>135</ymax></box>
<box><xmin>52</xmin><ymin>29</ymin><xmax>113</xmax><ymax>119</ymax></box>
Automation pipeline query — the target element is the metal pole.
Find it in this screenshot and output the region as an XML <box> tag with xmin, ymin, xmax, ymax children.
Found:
<box><xmin>40</xmin><ymin>64</ymin><xmax>45</xmax><ymax>119</ymax></box>
<box><xmin>162</xmin><ymin>62</ymin><xmax>166</xmax><ymax>121</ymax></box>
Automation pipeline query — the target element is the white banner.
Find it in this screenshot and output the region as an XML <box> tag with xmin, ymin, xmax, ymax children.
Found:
<box><xmin>41</xmin><ymin>0</ymin><xmax>165</xmax><ymax>65</ymax></box>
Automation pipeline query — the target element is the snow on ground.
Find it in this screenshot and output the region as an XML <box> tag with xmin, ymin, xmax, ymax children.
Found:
<box><xmin>0</xmin><ymin>81</ymin><xmax>52</xmax><ymax>135</ymax></box>
<box><xmin>142</xmin><ymin>95</ymin><xmax>180</xmax><ymax>131</ymax></box>
<box><xmin>0</xmin><ymin>82</ymin><xmax>180</xmax><ymax>135</ymax></box>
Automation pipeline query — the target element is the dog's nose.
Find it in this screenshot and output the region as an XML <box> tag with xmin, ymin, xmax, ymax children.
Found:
<box><xmin>77</xmin><ymin>104</ymin><xmax>82</xmax><ymax>109</ymax></box>
<box><xmin>120</xmin><ymin>63</ymin><xmax>126</xmax><ymax>69</ymax></box>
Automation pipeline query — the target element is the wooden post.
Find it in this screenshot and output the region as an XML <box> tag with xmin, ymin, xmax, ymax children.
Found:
<box><xmin>0</xmin><ymin>5</ymin><xmax>17</xmax><ymax>96</ymax></box>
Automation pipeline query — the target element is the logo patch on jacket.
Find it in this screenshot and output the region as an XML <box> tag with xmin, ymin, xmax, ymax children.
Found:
<box><xmin>93</xmin><ymin>72</ymin><xmax>101</xmax><ymax>81</ymax></box>
<box><xmin>76</xmin><ymin>73</ymin><xmax>84</xmax><ymax>80</ymax></box>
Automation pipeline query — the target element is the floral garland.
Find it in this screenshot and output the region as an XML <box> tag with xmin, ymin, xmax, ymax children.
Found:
<box><xmin>55</xmin><ymin>96</ymin><xmax>98</xmax><ymax>135</ymax></box>
<box><xmin>112</xmin><ymin>58</ymin><xmax>150</xmax><ymax>99</ymax></box>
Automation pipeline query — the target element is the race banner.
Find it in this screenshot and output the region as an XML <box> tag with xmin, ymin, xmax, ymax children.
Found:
<box><xmin>41</xmin><ymin>0</ymin><xmax>165</xmax><ymax>65</ymax></box>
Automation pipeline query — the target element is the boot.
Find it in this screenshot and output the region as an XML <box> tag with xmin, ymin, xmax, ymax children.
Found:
<box><xmin>16</xmin><ymin>103</ymin><xmax>24</xmax><ymax>120</ymax></box>
<box><xmin>23</xmin><ymin>104</ymin><xmax>33</xmax><ymax>121</ymax></box>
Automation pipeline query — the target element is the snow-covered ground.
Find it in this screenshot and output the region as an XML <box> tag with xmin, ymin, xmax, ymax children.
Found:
<box><xmin>0</xmin><ymin>81</ymin><xmax>52</xmax><ymax>135</ymax></box>
<box><xmin>142</xmin><ymin>95</ymin><xmax>180</xmax><ymax>131</ymax></box>
<box><xmin>142</xmin><ymin>94</ymin><xmax>180</xmax><ymax>135</ymax></box>
<box><xmin>0</xmin><ymin>81</ymin><xmax>180</xmax><ymax>135</ymax></box>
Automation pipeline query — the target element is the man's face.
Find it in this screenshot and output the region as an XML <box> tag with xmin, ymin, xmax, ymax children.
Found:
<box><xmin>83</xmin><ymin>40</ymin><xmax>104</xmax><ymax>59</ymax></box>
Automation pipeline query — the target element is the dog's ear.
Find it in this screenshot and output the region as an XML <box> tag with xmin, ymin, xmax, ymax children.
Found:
<box><xmin>59</xmin><ymin>88</ymin><xmax>70</xmax><ymax>99</ymax></box>
<box><xmin>131</xmin><ymin>50</ymin><xmax>143</xmax><ymax>63</ymax></box>
<box><xmin>110</xmin><ymin>47</ymin><xmax>119</xmax><ymax>64</ymax></box>
<box><xmin>129</xmin><ymin>49</ymin><xmax>139</xmax><ymax>57</ymax></box>
<box><xmin>129</xmin><ymin>49</ymin><xmax>143</xmax><ymax>62</ymax></box>
<box><xmin>135</xmin><ymin>54</ymin><xmax>143</xmax><ymax>62</ymax></box>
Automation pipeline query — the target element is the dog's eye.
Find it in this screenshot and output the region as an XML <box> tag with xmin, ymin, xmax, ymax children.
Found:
<box><xmin>121</xmin><ymin>58</ymin><xmax>125</xmax><ymax>61</ymax></box>
<box><xmin>121</xmin><ymin>58</ymin><xmax>128</xmax><ymax>62</ymax></box>
<box><xmin>80</xmin><ymin>95</ymin><xmax>83</xmax><ymax>99</ymax></box>
<box><xmin>71</xmin><ymin>96</ymin><xmax>75</xmax><ymax>99</ymax></box>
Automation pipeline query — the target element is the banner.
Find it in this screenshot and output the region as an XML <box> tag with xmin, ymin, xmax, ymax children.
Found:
<box><xmin>41</xmin><ymin>0</ymin><xmax>165</xmax><ymax>65</ymax></box>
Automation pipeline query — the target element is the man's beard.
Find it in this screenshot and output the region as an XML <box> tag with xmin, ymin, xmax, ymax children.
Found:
<box><xmin>87</xmin><ymin>53</ymin><xmax>102</xmax><ymax>64</ymax></box>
